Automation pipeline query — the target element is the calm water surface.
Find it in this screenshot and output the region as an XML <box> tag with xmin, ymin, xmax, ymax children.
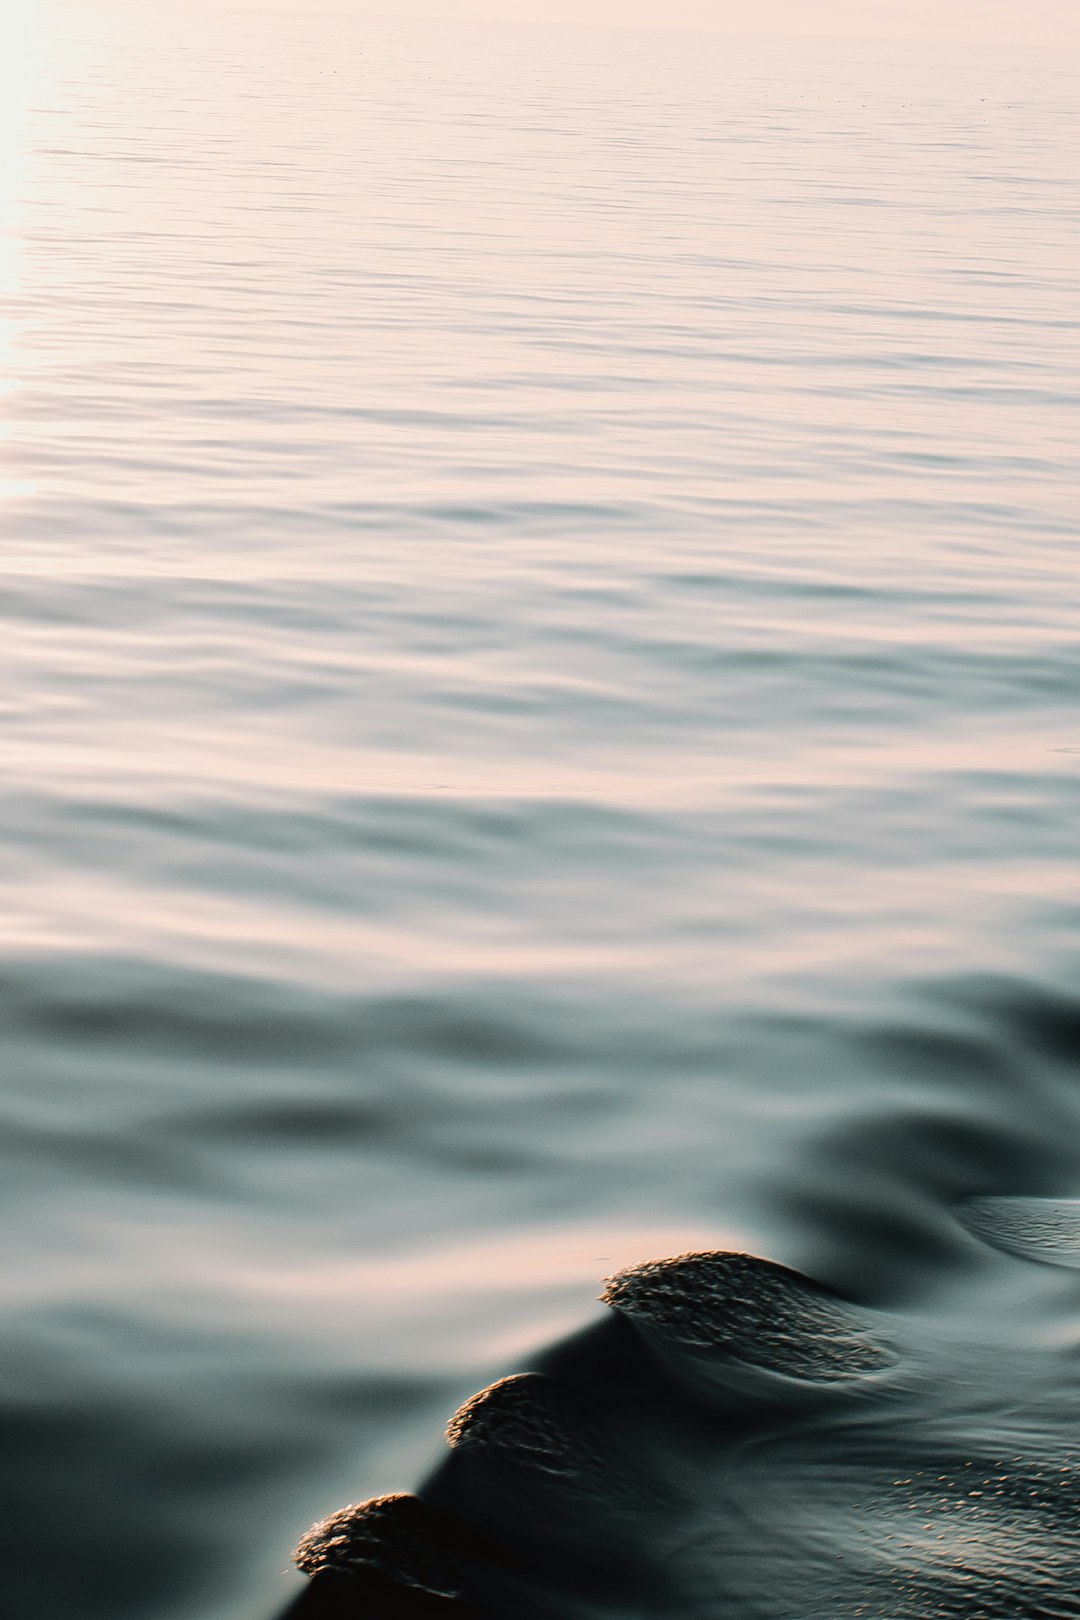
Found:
<box><xmin>1</xmin><ymin>3</ymin><xmax>1079</xmax><ymax>1614</ymax></box>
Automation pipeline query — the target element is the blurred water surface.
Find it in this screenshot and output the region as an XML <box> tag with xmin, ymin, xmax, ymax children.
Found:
<box><xmin>1</xmin><ymin>2</ymin><xmax>1079</xmax><ymax>1614</ymax></box>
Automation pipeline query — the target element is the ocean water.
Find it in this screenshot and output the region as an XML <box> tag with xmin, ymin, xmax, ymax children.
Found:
<box><xmin>1</xmin><ymin>2</ymin><xmax>1079</xmax><ymax>1615</ymax></box>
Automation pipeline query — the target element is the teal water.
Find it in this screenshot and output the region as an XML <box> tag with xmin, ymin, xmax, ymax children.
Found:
<box><xmin>1</xmin><ymin>4</ymin><xmax>1079</xmax><ymax>1615</ymax></box>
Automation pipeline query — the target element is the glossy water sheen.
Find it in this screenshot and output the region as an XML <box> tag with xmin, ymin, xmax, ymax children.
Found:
<box><xmin>1</xmin><ymin>3</ymin><xmax>1078</xmax><ymax>1615</ymax></box>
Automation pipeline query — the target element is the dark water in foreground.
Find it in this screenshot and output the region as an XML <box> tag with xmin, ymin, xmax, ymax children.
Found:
<box><xmin>1</xmin><ymin>3</ymin><xmax>1079</xmax><ymax>1615</ymax></box>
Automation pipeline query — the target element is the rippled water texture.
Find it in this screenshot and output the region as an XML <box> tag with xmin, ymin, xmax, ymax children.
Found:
<box><xmin>1</xmin><ymin>4</ymin><xmax>1078</xmax><ymax>1615</ymax></box>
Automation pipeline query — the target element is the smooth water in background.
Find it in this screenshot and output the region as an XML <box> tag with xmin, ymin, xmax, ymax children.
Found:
<box><xmin>1</xmin><ymin>3</ymin><xmax>1078</xmax><ymax>1614</ymax></box>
